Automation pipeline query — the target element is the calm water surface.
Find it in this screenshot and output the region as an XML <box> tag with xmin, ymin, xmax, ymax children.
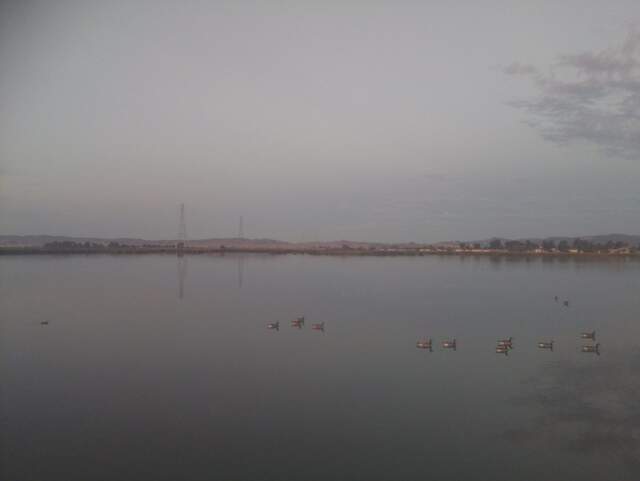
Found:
<box><xmin>2</xmin><ymin>254</ymin><xmax>640</xmax><ymax>480</ymax></box>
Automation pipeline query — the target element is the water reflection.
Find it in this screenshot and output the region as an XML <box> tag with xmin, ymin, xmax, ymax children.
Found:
<box><xmin>4</xmin><ymin>254</ymin><xmax>640</xmax><ymax>481</ymax></box>
<box><xmin>177</xmin><ymin>255</ymin><xmax>187</xmax><ymax>299</ymax></box>
<box><xmin>582</xmin><ymin>344</ymin><xmax>601</xmax><ymax>355</ymax></box>
<box><xmin>291</xmin><ymin>316</ymin><xmax>305</xmax><ymax>328</ymax></box>
<box><xmin>237</xmin><ymin>255</ymin><xmax>244</xmax><ymax>289</ymax></box>
<box><xmin>505</xmin><ymin>349</ymin><xmax>640</xmax><ymax>470</ymax></box>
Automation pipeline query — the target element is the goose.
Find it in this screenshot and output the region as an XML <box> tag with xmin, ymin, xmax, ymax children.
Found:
<box><xmin>416</xmin><ymin>339</ymin><xmax>432</xmax><ymax>349</ymax></box>
<box><xmin>312</xmin><ymin>322</ymin><xmax>325</xmax><ymax>331</ymax></box>
<box><xmin>442</xmin><ymin>339</ymin><xmax>457</xmax><ymax>350</ymax></box>
<box><xmin>581</xmin><ymin>343</ymin><xmax>600</xmax><ymax>354</ymax></box>
<box><xmin>267</xmin><ymin>322</ymin><xmax>279</xmax><ymax>330</ymax></box>
<box><xmin>538</xmin><ymin>341</ymin><xmax>553</xmax><ymax>350</ymax></box>
<box><xmin>580</xmin><ymin>331</ymin><xmax>596</xmax><ymax>340</ymax></box>
<box><xmin>495</xmin><ymin>346</ymin><xmax>509</xmax><ymax>355</ymax></box>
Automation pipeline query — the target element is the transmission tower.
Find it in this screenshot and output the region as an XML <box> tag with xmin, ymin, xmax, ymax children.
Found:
<box><xmin>177</xmin><ymin>203</ymin><xmax>187</xmax><ymax>253</ymax></box>
<box><xmin>239</xmin><ymin>215</ymin><xmax>244</xmax><ymax>239</ymax></box>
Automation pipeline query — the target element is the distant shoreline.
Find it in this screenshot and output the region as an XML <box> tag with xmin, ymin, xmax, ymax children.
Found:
<box><xmin>1</xmin><ymin>246</ymin><xmax>639</xmax><ymax>258</ymax></box>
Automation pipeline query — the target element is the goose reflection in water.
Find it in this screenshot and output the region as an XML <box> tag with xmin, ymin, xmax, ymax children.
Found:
<box><xmin>582</xmin><ymin>343</ymin><xmax>600</xmax><ymax>355</ymax></box>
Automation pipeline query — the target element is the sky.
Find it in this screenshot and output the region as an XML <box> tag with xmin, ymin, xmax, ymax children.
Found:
<box><xmin>1</xmin><ymin>0</ymin><xmax>640</xmax><ymax>242</ymax></box>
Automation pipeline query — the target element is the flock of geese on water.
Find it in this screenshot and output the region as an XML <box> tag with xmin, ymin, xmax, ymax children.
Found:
<box><xmin>266</xmin><ymin>296</ymin><xmax>601</xmax><ymax>356</ymax></box>
<box><xmin>414</xmin><ymin>331</ymin><xmax>599</xmax><ymax>355</ymax></box>
<box><xmin>267</xmin><ymin>317</ymin><xmax>324</xmax><ymax>332</ymax></box>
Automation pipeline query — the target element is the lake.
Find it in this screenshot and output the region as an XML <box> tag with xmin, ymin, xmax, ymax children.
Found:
<box><xmin>2</xmin><ymin>254</ymin><xmax>640</xmax><ymax>480</ymax></box>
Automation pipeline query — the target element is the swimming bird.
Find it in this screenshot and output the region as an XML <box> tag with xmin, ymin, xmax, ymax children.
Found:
<box><xmin>538</xmin><ymin>341</ymin><xmax>553</xmax><ymax>350</ymax></box>
<box><xmin>40</xmin><ymin>320</ymin><xmax>50</xmax><ymax>325</ymax></box>
<box><xmin>563</xmin><ymin>300</ymin><xmax>569</xmax><ymax>307</ymax></box>
<box><xmin>442</xmin><ymin>339</ymin><xmax>457</xmax><ymax>350</ymax></box>
<box><xmin>267</xmin><ymin>322</ymin><xmax>279</xmax><ymax>330</ymax></box>
<box><xmin>495</xmin><ymin>346</ymin><xmax>509</xmax><ymax>355</ymax></box>
<box><xmin>416</xmin><ymin>339</ymin><xmax>432</xmax><ymax>350</ymax></box>
<box><xmin>312</xmin><ymin>322</ymin><xmax>325</xmax><ymax>331</ymax></box>
<box><xmin>497</xmin><ymin>337</ymin><xmax>513</xmax><ymax>348</ymax></box>
<box><xmin>580</xmin><ymin>331</ymin><xmax>596</xmax><ymax>340</ymax></box>
<box><xmin>291</xmin><ymin>317</ymin><xmax>304</xmax><ymax>327</ymax></box>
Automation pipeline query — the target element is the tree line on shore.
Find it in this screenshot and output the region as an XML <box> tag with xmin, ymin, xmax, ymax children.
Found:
<box><xmin>36</xmin><ymin>238</ymin><xmax>640</xmax><ymax>254</ymax></box>
<box><xmin>459</xmin><ymin>238</ymin><xmax>637</xmax><ymax>253</ymax></box>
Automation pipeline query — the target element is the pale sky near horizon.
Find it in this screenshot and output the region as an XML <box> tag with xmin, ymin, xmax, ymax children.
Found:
<box><xmin>1</xmin><ymin>1</ymin><xmax>640</xmax><ymax>242</ymax></box>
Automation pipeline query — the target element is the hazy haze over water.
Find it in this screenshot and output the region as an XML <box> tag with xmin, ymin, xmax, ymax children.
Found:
<box><xmin>1</xmin><ymin>1</ymin><xmax>640</xmax><ymax>242</ymax></box>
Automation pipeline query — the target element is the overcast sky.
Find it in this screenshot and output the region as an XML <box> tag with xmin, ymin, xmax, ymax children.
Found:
<box><xmin>1</xmin><ymin>0</ymin><xmax>639</xmax><ymax>242</ymax></box>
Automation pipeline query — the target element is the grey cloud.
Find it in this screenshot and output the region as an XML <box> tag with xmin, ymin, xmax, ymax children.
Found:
<box><xmin>507</xmin><ymin>30</ymin><xmax>640</xmax><ymax>159</ymax></box>
<box><xmin>559</xmin><ymin>30</ymin><xmax>640</xmax><ymax>77</ymax></box>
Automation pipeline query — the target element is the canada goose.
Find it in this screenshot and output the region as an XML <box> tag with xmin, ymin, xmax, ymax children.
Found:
<box><xmin>581</xmin><ymin>343</ymin><xmax>600</xmax><ymax>354</ymax></box>
<box><xmin>267</xmin><ymin>322</ymin><xmax>279</xmax><ymax>330</ymax></box>
<box><xmin>497</xmin><ymin>337</ymin><xmax>513</xmax><ymax>347</ymax></box>
<box><xmin>495</xmin><ymin>346</ymin><xmax>509</xmax><ymax>355</ymax></box>
<box><xmin>416</xmin><ymin>339</ymin><xmax>432</xmax><ymax>349</ymax></box>
<box><xmin>442</xmin><ymin>339</ymin><xmax>457</xmax><ymax>350</ymax></box>
<box><xmin>580</xmin><ymin>331</ymin><xmax>596</xmax><ymax>340</ymax></box>
<box><xmin>312</xmin><ymin>322</ymin><xmax>325</xmax><ymax>331</ymax></box>
<box><xmin>538</xmin><ymin>341</ymin><xmax>553</xmax><ymax>350</ymax></box>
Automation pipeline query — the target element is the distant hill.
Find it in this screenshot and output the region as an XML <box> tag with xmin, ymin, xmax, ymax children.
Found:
<box><xmin>0</xmin><ymin>235</ymin><xmax>152</xmax><ymax>247</ymax></box>
<box><xmin>0</xmin><ymin>235</ymin><xmax>288</xmax><ymax>248</ymax></box>
<box><xmin>549</xmin><ymin>234</ymin><xmax>640</xmax><ymax>245</ymax></box>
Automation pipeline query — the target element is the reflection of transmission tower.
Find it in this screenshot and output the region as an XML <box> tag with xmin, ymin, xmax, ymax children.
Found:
<box><xmin>238</xmin><ymin>215</ymin><xmax>244</xmax><ymax>239</ymax></box>
<box><xmin>237</xmin><ymin>256</ymin><xmax>244</xmax><ymax>289</ymax></box>
<box><xmin>177</xmin><ymin>256</ymin><xmax>187</xmax><ymax>299</ymax></box>
<box><xmin>177</xmin><ymin>203</ymin><xmax>187</xmax><ymax>254</ymax></box>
